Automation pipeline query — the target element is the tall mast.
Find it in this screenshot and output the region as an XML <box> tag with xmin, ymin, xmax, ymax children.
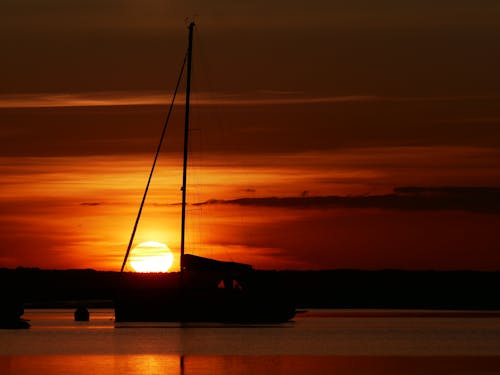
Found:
<box><xmin>180</xmin><ymin>22</ymin><xmax>195</xmax><ymax>277</ymax></box>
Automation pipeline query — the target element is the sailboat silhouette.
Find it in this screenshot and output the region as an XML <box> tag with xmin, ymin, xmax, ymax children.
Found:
<box><xmin>114</xmin><ymin>23</ymin><xmax>296</xmax><ymax>323</ymax></box>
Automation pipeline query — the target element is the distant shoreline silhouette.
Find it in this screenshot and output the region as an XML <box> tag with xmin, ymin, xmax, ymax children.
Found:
<box><xmin>2</xmin><ymin>268</ymin><xmax>499</xmax><ymax>310</ymax></box>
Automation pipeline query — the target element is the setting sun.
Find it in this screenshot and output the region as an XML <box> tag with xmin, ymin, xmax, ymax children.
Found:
<box><xmin>129</xmin><ymin>241</ymin><xmax>174</xmax><ymax>273</ymax></box>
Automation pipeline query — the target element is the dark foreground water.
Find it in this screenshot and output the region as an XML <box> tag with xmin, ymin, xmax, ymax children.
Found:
<box><xmin>1</xmin><ymin>309</ymin><xmax>500</xmax><ymax>374</ymax></box>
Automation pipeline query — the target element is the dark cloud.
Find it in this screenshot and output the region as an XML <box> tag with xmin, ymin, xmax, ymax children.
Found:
<box><xmin>193</xmin><ymin>186</ymin><xmax>500</xmax><ymax>214</ymax></box>
<box><xmin>80</xmin><ymin>202</ymin><xmax>101</xmax><ymax>206</ymax></box>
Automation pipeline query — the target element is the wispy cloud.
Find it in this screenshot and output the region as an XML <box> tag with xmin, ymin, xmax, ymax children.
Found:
<box><xmin>0</xmin><ymin>92</ymin><xmax>171</xmax><ymax>108</ymax></box>
<box><xmin>0</xmin><ymin>92</ymin><xmax>497</xmax><ymax>108</ymax></box>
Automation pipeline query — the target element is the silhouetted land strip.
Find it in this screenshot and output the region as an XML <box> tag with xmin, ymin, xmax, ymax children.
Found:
<box><xmin>1</xmin><ymin>268</ymin><xmax>499</xmax><ymax>310</ymax></box>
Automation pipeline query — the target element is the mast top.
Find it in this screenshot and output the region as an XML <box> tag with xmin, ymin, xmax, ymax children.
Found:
<box><xmin>185</xmin><ymin>18</ymin><xmax>196</xmax><ymax>29</ymax></box>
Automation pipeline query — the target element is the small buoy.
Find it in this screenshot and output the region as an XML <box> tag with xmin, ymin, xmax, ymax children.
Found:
<box><xmin>74</xmin><ymin>306</ymin><xmax>90</xmax><ymax>321</ymax></box>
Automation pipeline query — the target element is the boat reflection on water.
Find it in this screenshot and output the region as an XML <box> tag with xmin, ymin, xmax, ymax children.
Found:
<box><xmin>3</xmin><ymin>309</ymin><xmax>500</xmax><ymax>375</ymax></box>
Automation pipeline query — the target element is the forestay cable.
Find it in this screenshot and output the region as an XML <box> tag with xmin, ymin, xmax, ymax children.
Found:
<box><xmin>120</xmin><ymin>55</ymin><xmax>187</xmax><ymax>272</ymax></box>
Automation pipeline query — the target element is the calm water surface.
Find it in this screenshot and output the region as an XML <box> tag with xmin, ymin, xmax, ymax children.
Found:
<box><xmin>1</xmin><ymin>309</ymin><xmax>500</xmax><ymax>374</ymax></box>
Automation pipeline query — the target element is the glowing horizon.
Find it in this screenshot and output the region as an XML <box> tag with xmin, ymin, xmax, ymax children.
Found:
<box><xmin>0</xmin><ymin>146</ymin><xmax>499</xmax><ymax>271</ymax></box>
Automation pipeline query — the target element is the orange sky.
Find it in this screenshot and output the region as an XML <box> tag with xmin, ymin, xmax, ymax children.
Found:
<box><xmin>1</xmin><ymin>1</ymin><xmax>499</xmax><ymax>270</ymax></box>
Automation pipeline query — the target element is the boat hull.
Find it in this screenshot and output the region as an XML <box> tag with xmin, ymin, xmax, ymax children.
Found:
<box><xmin>0</xmin><ymin>298</ymin><xmax>30</xmax><ymax>329</ymax></box>
<box><xmin>114</xmin><ymin>287</ymin><xmax>296</xmax><ymax>323</ymax></box>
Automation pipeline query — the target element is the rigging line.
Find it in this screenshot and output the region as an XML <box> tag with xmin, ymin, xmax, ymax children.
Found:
<box><xmin>120</xmin><ymin>54</ymin><xmax>187</xmax><ymax>273</ymax></box>
<box><xmin>195</xmin><ymin>26</ymin><xmax>235</xmax><ymax>262</ymax></box>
